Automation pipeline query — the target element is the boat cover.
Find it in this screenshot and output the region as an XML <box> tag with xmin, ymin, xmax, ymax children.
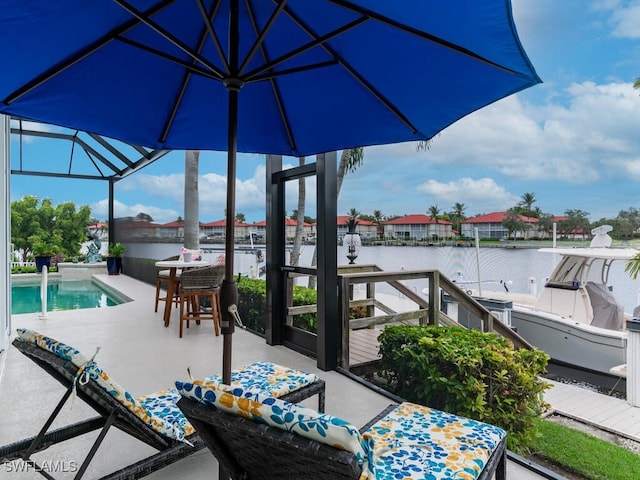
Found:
<box><xmin>586</xmin><ymin>282</ymin><xmax>624</xmax><ymax>331</ymax></box>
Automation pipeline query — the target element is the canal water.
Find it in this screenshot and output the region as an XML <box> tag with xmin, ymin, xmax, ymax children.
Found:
<box><xmin>127</xmin><ymin>242</ymin><xmax>640</xmax><ymax>313</ymax></box>
<box><xmin>130</xmin><ymin>241</ymin><xmax>635</xmax><ymax>396</ymax></box>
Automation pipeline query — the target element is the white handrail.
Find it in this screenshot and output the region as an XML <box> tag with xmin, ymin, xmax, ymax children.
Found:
<box><xmin>39</xmin><ymin>266</ymin><xmax>48</xmax><ymax>319</ymax></box>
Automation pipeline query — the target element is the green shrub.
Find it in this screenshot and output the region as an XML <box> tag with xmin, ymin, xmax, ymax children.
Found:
<box><xmin>377</xmin><ymin>325</ymin><xmax>550</xmax><ymax>452</ymax></box>
<box><xmin>236</xmin><ymin>277</ymin><xmax>318</xmax><ymax>334</ymax></box>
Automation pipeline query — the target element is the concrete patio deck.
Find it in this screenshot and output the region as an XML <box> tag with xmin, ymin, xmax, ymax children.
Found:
<box><xmin>0</xmin><ymin>274</ymin><xmax>551</xmax><ymax>479</ymax></box>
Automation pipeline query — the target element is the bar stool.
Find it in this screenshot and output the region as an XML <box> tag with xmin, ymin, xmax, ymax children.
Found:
<box><xmin>178</xmin><ymin>265</ymin><xmax>225</xmax><ymax>338</ymax></box>
<box><xmin>154</xmin><ymin>255</ymin><xmax>181</xmax><ymax>312</ymax></box>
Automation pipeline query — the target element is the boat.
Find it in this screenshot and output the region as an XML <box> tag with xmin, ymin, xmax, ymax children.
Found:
<box><xmin>467</xmin><ymin>226</ymin><xmax>639</xmax><ymax>375</ymax></box>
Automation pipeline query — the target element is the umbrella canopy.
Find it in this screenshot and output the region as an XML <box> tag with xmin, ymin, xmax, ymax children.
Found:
<box><xmin>0</xmin><ymin>0</ymin><xmax>541</xmax><ymax>381</ymax></box>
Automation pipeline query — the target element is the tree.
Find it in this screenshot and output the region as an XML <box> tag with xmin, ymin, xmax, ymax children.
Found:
<box><xmin>290</xmin><ymin>157</ymin><xmax>307</xmax><ymax>267</ymax></box>
<box><xmin>53</xmin><ymin>202</ymin><xmax>93</xmax><ymax>256</ymax></box>
<box><xmin>502</xmin><ymin>208</ymin><xmax>525</xmax><ymax>241</ymax></box>
<box><xmin>184</xmin><ymin>150</ymin><xmax>200</xmax><ymax>250</ymax></box>
<box><xmin>372</xmin><ymin>209</ymin><xmax>385</xmax><ymax>238</ymax></box>
<box><xmin>309</xmin><ymin>148</ymin><xmax>365</xmax><ymax>289</ymax></box>
<box><xmin>428</xmin><ymin>205</ymin><xmax>440</xmax><ymax>223</ymax></box>
<box><xmin>347</xmin><ymin>207</ymin><xmax>360</xmax><ymax>219</ymax></box>
<box><xmin>235</xmin><ymin>212</ymin><xmax>246</xmax><ymax>223</ymax></box>
<box><xmin>536</xmin><ymin>213</ymin><xmax>556</xmax><ymax>240</ymax></box>
<box><xmin>559</xmin><ymin>209</ymin><xmax>591</xmax><ymax>239</ymax></box>
<box><xmin>11</xmin><ymin>195</ymin><xmax>91</xmax><ymax>260</ymax></box>
<box><xmin>136</xmin><ymin>212</ymin><xmax>154</xmax><ymax>222</ymax></box>
<box><xmin>449</xmin><ymin>202</ymin><xmax>466</xmax><ymax>236</ymax></box>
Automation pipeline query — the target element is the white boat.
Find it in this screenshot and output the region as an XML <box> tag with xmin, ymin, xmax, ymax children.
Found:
<box><xmin>472</xmin><ymin>226</ymin><xmax>639</xmax><ymax>375</ymax></box>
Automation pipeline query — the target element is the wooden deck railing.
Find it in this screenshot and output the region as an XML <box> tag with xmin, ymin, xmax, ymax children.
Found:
<box><xmin>284</xmin><ymin>264</ymin><xmax>532</xmax><ymax>370</ymax></box>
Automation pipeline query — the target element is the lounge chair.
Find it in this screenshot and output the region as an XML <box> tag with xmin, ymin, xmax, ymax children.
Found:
<box><xmin>0</xmin><ymin>329</ymin><xmax>202</xmax><ymax>479</ymax></box>
<box><xmin>1</xmin><ymin>330</ymin><xmax>326</xmax><ymax>479</ymax></box>
<box><xmin>176</xmin><ymin>380</ymin><xmax>507</xmax><ymax>480</ymax></box>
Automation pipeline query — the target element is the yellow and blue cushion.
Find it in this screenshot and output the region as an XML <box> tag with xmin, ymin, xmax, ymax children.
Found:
<box><xmin>200</xmin><ymin>361</ymin><xmax>320</xmax><ymax>398</ymax></box>
<box><xmin>362</xmin><ymin>402</ymin><xmax>506</xmax><ymax>480</ymax></box>
<box><xmin>15</xmin><ymin>329</ymin><xmax>195</xmax><ymax>444</ymax></box>
<box><xmin>175</xmin><ymin>380</ymin><xmax>367</xmax><ymax>467</ymax></box>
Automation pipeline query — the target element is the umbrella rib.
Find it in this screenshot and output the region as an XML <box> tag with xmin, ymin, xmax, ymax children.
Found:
<box><xmin>328</xmin><ymin>0</ymin><xmax>519</xmax><ymax>75</ymax></box>
<box><xmin>160</xmin><ymin>16</ymin><xmax>213</xmax><ymax>144</ymax></box>
<box><xmin>114</xmin><ymin>0</ymin><xmax>225</xmax><ymax>79</ymax></box>
<box><xmin>279</xmin><ymin>4</ymin><xmax>419</xmax><ymax>133</ymax></box>
<box><xmin>195</xmin><ymin>0</ymin><xmax>230</xmax><ymax>74</ymax></box>
<box><xmin>243</xmin><ymin>16</ymin><xmax>368</xmax><ymax>82</ymax></box>
<box><xmin>117</xmin><ymin>37</ymin><xmax>223</xmax><ymax>81</ymax></box>
<box><xmin>244</xmin><ymin>0</ymin><xmax>296</xmax><ymax>152</ymax></box>
<box><xmin>247</xmin><ymin>61</ymin><xmax>338</xmax><ymax>83</ymax></box>
<box><xmin>238</xmin><ymin>0</ymin><xmax>289</xmax><ymax>76</ymax></box>
<box><xmin>2</xmin><ymin>0</ymin><xmax>176</xmax><ymax>105</ymax></box>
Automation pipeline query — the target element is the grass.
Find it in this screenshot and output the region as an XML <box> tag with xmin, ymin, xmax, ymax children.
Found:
<box><xmin>530</xmin><ymin>417</ymin><xmax>640</xmax><ymax>480</ymax></box>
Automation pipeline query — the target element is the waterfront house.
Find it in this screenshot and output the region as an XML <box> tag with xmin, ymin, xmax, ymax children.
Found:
<box><xmin>383</xmin><ymin>214</ymin><xmax>453</xmax><ymax>241</ymax></box>
<box><xmin>201</xmin><ymin>219</ymin><xmax>250</xmax><ymax>240</ymax></box>
<box><xmin>336</xmin><ymin>216</ymin><xmax>377</xmax><ymax>240</ymax></box>
<box><xmin>461</xmin><ymin>212</ymin><xmax>538</xmax><ymax>240</ymax></box>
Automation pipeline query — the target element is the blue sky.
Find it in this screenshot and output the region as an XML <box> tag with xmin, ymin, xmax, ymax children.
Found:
<box><xmin>9</xmin><ymin>1</ymin><xmax>640</xmax><ymax>225</ymax></box>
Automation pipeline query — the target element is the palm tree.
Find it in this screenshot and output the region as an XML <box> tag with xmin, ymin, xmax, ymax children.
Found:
<box><xmin>372</xmin><ymin>209</ymin><xmax>385</xmax><ymax>238</ymax></box>
<box><xmin>428</xmin><ymin>205</ymin><xmax>440</xmax><ymax>222</ymax></box>
<box><xmin>183</xmin><ymin>150</ymin><xmax>199</xmax><ymax>249</ymax></box>
<box><xmin>290</xmin><ymin>157</ymin><xmax>306</xmax><ymax>267</ymax></box>
<box><xmin>450</xmin><ymin>202</ymin><xmax>466</xmax><ymax>236</ymax></box>
<box><xmin>518</xmin><ymin>192</ymin><xmax>537</xmax><ymax>218</ymax></box>
<box><xmin>347</xmin><ymin>207</ymin><xmax>360</xmax><ymax>219</ymax></box>
<box><xmin>634</xmin><ymin>77</ymin><xmax>640</xmax><ymax>90</ymax></box>
<box><xmin>308</xmin><ymin>148</ymin><xmax>364</xmax><ymax>288</ymax></box>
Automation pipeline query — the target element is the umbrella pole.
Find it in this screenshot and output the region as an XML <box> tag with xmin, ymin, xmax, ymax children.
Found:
<box><xmin>220</xmin><ymin>85</ymin><xmax>238</xmax><ymax>383</ymax></box>
<box><xmin>220</xmin><ymin>0</ymin><xmax>240</xmax><ymax>385</ymax></box>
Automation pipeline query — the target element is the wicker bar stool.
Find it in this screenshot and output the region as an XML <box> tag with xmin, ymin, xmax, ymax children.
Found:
<box><xmin>154</xmin><ymin>255</ymin><xmax>181</xmax><ymax>312</ymax></box>
<box><xmin>178</xmin><ymin>265</ymin><xmax>225</xmax><ymax>338</ymax></box>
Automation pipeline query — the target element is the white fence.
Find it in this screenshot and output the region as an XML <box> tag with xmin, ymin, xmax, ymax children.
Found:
<box><xmin>11</xmin><ymin>261</ymin><xmax>36</xmax><ymax>268</ymax></box>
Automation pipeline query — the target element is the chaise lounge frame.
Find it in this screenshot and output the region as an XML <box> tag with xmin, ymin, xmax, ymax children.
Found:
<box><xmin>0</xmin><ymin>339</ymin><xmax>205</xmax><ymax>480</ymax></box>
<box><xmin>1</xmin><ymin>338</ymin><xmax>328</xmax><ymax>480</ymax></box>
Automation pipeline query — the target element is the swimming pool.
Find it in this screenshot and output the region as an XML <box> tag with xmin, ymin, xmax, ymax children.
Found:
<box><xmin>11</xmin><ymin>278</ymin><xmax>130</xmax><ymax>314</ymax></box>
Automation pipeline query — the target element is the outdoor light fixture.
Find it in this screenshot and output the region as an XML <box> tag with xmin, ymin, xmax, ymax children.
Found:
<box><xmin>343</xmin><ymin>217</ymin><xmax>361</xmax><ymax>264</ymax></box>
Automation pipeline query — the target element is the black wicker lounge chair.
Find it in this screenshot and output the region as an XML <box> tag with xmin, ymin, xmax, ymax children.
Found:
<box><xmin>178</xmin><ymin>397</ymin><xmax>396</xmax><ymax>480</ymax></box>
<box><xmin>0</xmin><ymin>335</ymin><xmax>205</xmax><ymax>480</ymax></box>
<box><xmin>1</xmin><ymin>331</ymin><xmax>328</xmax><ymax>480</ymax></box>
<box><xmin>177</xmin><ymin>392</ymin><xmax>507</xmax><ymax>480</ymax></box>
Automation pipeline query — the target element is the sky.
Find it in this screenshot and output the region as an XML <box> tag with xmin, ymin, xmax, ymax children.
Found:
<box><xmin>8</xmin><ymin>1</ymin><xmax>640</xmax><ymax>225</ymax></box>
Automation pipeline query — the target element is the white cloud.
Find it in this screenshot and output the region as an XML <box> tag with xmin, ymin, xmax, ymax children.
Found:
<box><xmin>417</xmin><ymin>178</ymin><xmax>519</xmax><ymax>213</ymax></box>
<box><xmin>610</xmin><ymin>4</ymin><xmax>640</xmax><ymax>38</ymax></box>
<box><xmin>91</xmin><ymin>198</ymin><xmax>180</xmax><ymax>224</ymax></box>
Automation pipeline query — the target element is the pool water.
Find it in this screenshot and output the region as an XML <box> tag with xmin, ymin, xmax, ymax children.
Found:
<box><xmin>11</xmin><ymin>279</ymin><xmax>126</xmax><ymax>314</ymax></box>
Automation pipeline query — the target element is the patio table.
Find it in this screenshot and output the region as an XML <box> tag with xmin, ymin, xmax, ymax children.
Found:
<box><xmin>155</xmin><ymin>259</ymin><xmax>209</xmax><ymax>327</ymax></box>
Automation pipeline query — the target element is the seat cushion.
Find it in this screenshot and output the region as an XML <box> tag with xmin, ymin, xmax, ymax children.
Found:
<box><xmin>200</xmin><ymin>361</ymin><xmax>320</xmax><ymax>398</ymax></box>
<box><xmin>362</xmin><ymin>402</ymin><xmax>506</xmax><ymax>480</ymax></box>
<box><xmin>15</xmin><ymin>329</ymin><xmax>193</xmax><ymax>444</ymax></box>
<box><xmin>176</xmin><ymin>380</ymin><xmax>366</xmax><ymax>466</ymax></box>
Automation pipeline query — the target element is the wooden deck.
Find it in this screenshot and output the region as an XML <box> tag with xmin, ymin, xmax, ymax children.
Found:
<box><xmin>545</xmin><ymin>380</ymin><xmax>640</xmax><ymax>441</ymax></box>
<box><xmin>349</xmin><ymin>328</ymin><xmax>382</xmax><ymax>367</ymax></box>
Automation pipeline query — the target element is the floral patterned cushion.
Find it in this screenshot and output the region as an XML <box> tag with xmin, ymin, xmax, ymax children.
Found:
<box><xmin>200</xmin><ymin>361</ymin><xmax>320</xmax><ymax>398</ymax></box>
<box><xmin>175</xmin><ymin>380</ymin><xmax>367</xmax><ymax>466</ymax></box>
<box><xmin>362</xmin><ymin>402</ymin><xmax>506</xmax><ymax>480</ymax></box>
<box><xmin>15</xmin><ymin>329</ymin><xmax>193</xmax><ymax>444</ymax></box>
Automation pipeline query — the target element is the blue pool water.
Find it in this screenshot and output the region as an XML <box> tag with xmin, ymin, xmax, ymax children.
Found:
<box><xmin>11</xmin><ymin>279</ymin><xmax>127</xmax><ymax>314</ymax></box>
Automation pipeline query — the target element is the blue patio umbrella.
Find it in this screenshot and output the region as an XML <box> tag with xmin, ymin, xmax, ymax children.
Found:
<box><xmin>0</xmin><ymin>0</ymin><xmax>541</xmax><ymax>382</ymax></box>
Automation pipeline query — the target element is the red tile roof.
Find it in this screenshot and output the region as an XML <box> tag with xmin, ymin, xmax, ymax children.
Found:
<box><xmin>465</xmin><ymin>211</ymin><xmax>538</xmax><ymax>223</ymax></box>
<box><xmin>384</xmin><ymin>214</ymin><xmax>452</xmax><ymax>225</ymax></box>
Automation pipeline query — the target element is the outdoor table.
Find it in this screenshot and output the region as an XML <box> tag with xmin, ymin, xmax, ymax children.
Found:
<box><xmin>155</xmin><ymin>259</ymin><xmax>209</xmax><ymax>327</ymax></box>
